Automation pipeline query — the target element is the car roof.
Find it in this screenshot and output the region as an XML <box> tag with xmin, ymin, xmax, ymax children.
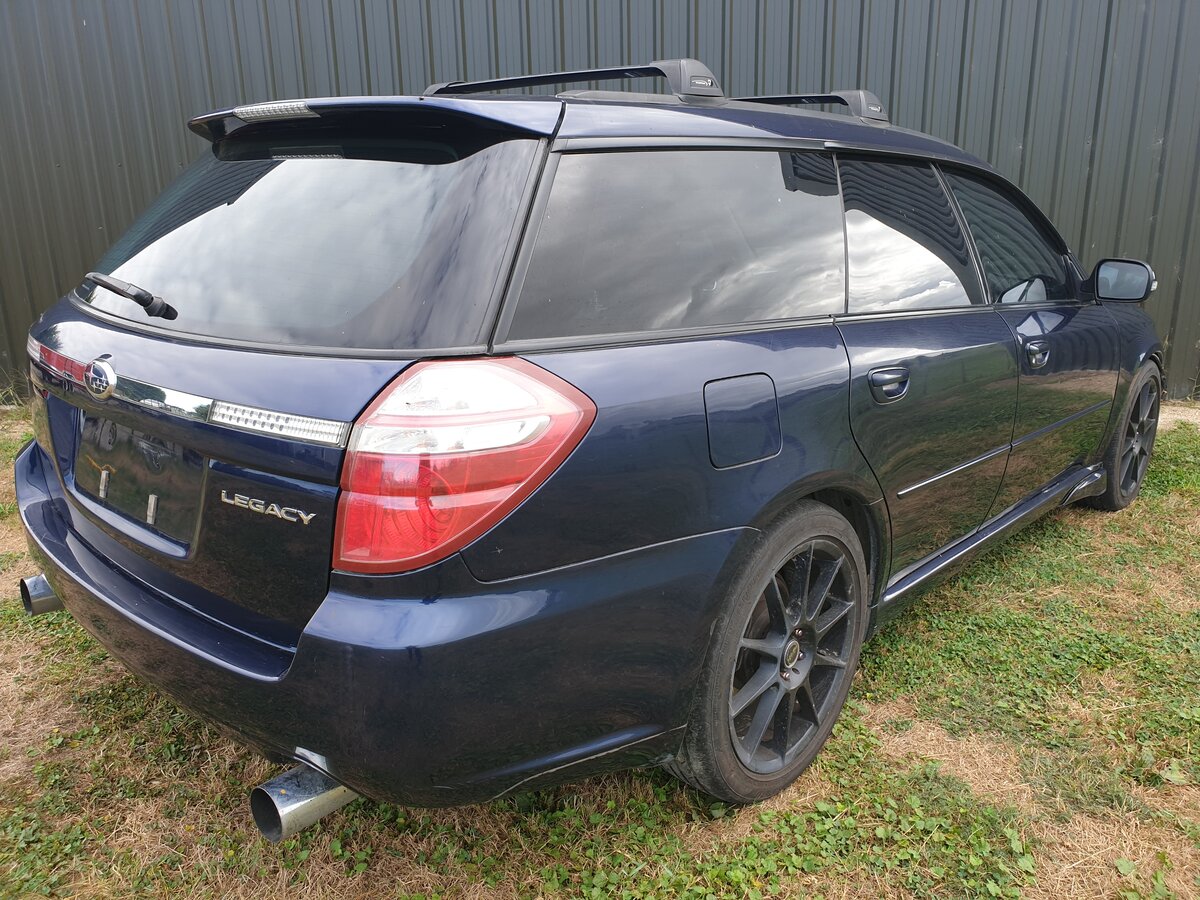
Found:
<box><xmin>193</xmin><ymin>49</ymin><xmax>988</xmax><ymax>175</ymax></box>
<box><xmin>550</xmin><ymin>95</ymin><xmax>988</xmax><ymax>169</ymax></box>
<box><xmin>192</xmin><ymin>92</ymin><xmax>987</xmax><ymax>172</ymax></box>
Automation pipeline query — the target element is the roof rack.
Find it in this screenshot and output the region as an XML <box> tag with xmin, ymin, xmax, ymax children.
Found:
<box><xmin>423</xmin><ymin>58</ymin><xmax>724</xmax><ymax>100</ymax></box>
<box><xmin>734</xmin><ymin>90</ymin><xmax>889</xmax><ymax>123</ymax></box>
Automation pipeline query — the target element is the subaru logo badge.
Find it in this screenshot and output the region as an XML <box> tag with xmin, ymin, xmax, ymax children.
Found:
<box><xmin>84</xmin><ymin>358</ymin><xmax>116</xmax><ymax>401</ymax></box>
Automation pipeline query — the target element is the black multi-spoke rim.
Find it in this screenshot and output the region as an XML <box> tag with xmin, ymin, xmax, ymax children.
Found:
<box><xmin>1120</xmin><ymin>378</ymin><xmax>1159</xmax><ymax>495</ymax></box>
<box><xmin>729</xmin><ymin>539</ymin><xmax>858</xmax><ymax>775</ymax></box>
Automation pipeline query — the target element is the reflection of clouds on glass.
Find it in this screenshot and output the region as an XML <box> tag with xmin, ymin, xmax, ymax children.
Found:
<box><xmin>999</xmin><ymin>277</ymin><xmax>1047</xmax><ymax>305</ymax></box>
<box><xmin>104</xmin><ymin>161</ymin><xmax>439</xmax><ymax>328</ymax></box>
<box><xmin>90</xmin><ymin>140</ymin><xmax>536</xmax><ymax>349</ymax></box>
<box><xmin>840</xmin><ymin>158</ymin><xmax>979</xmax><ymax>313</ymax></box>
<box><xmin>1015</xmin><ymin>309</ymin><xmax>1064</xmax><ymax>338</ymax></box>
<box><xmin>845</xmin><ymin>210</ymin><xmax>969</xmax><ymax>311</ymax></box>
<box><xmin>513</xmin><ymin>150</ymin><xmax>846</xmax><ymax>339</ymax></box>
<box><xmin>946</xmin><ymin>172</ymin><xmax>1069</xmax><ymax>304</ymax></box>
<box><xmin>651</xmin><ymin>229</ymin><xmax>845</xmax><ymax>328</ymax></box>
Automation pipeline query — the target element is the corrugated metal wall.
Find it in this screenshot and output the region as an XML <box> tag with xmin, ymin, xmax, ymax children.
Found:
<box><xmin>2</xmin><ymin>0</ymin><xmax>1198</xmax><ymax>395</ymax></box>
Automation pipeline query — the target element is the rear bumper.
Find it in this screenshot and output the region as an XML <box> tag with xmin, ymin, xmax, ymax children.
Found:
<box><xmin>17</xmin><ymin>441</ymin><xmax>746</xmax><ymax>805</ymax></box>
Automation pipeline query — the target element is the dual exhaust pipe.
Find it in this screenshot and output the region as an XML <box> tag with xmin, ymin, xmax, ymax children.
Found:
<box><xmin>20</xmin><ymin>572</ymin><xmax>355</xmax><ymax>841</ymax></box>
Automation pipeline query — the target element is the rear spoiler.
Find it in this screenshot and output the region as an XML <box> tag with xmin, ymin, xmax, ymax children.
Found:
<box><xmin>187</xmin><ymin>96</ymin><xmax>563</xmax><ymax>143</ymax></box>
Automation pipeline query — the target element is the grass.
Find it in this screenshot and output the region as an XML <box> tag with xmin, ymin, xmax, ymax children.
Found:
<box><xmin>0</xmin><ymin>407</ymin><xmax>1198</xmax><ymax>898</ymax></box>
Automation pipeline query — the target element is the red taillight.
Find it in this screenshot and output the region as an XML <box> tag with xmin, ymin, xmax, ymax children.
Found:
<box><xmin>28</xmin><ymin>335</ymin><xmax>86</xmax><ymax>382</ymax></box>
<box><xmin>333</xmin><ymin>358</ymin><xmax>596</xmax><ymax>574</ymax></box>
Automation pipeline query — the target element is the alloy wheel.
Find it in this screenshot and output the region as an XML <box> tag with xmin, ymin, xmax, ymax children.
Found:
<box><xmin>1120</xmin><ymin>377</ymin><xmax>1160</xmax><ymax>495</ymax></box>
<box><xmin>728</xmin><ymin>539</ymin><xmax>859</xmax><ymax>775</ymax></box>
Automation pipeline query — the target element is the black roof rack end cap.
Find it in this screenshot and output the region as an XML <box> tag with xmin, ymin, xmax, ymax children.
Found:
<box><xmin>833</xmin><ymin>89</ymin><xmax>889</xmax><ymax>122</ymax></box>
<box><xmin>650</xmin><ymin>57</ymin><xmax>723</xmax><ymax>98</ymax></box>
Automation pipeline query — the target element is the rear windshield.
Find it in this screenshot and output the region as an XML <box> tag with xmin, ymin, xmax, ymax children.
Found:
<box><xmin>82</xmin><ymin>120</ymin><xmax>540</xmax><ymax>351</ymax></box>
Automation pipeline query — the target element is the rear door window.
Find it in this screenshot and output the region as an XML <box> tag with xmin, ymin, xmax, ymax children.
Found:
<box><xmin>838</xmin><ymin>157</ymin><xmax>983</xmax><ymax>314</ymax></box>
<box><xmin>944</xmin><ymin>171</ymin><xmax>1072</xmax><ymax>304</ymax></box>
<box><xmin>507</xmin><ymin>149</ymin><xmax>846</xmax><ymax>340</ymax></box>
<box><xmin>83</xmin><ymin>120</ymin><xmax>540</xmax><ymax>351</ymax></box>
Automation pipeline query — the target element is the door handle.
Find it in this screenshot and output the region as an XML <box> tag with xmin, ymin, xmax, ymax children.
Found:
<box><xmin>868</xmin><ymin>366</ymin><xmax>910</xmax><ymax>403</ymax></box>
<box><xmin>1025</xmin><ymin>340</ymin><xmax>1050</xmax><ymax>369</ymax></box>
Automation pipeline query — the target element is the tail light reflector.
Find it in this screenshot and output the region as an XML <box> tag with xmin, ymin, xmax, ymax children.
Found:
<box><xmin>334</xmin><ymin>358</ymin><xmax>596</xmax><ymax>574</ymax></box>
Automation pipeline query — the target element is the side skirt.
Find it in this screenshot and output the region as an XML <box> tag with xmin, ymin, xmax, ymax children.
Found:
<box><xmin>872</xmin><ymin>463</ymin><xmax>1105</xmax><ymax>631</ymax></box>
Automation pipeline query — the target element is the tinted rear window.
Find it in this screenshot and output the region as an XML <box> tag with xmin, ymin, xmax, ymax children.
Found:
<box><xmin>507</xmin><ymin>150</ymin><xmax>845</xmax><ymax>340</ymax></box>
<box><xmin>83</xmin><ymin>124</ymin><xmax>539</xmax><ymax>351</ymax></box>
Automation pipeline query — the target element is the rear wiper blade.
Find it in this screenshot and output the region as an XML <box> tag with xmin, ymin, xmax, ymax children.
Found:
<box><xmin>84</xmin><ymin>272</ymin><xmax>178</xmax><ymax>320</ymax></box>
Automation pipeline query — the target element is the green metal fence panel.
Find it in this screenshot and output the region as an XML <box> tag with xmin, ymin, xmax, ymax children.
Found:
<box><xmin>1</xmin><ymin>0</ymin><xmax>1197</xmax><ymax>395</ymax></box>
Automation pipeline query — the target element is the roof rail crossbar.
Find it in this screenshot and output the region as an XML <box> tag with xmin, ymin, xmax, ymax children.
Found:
<box><xmin>734</xmin><ymin>90</ymin><xmax>889</xmax><ymax>123</ymax></box>
<box><xmin>424</xmin><ymin>58</ymin><xmax>723</xmax><ymax>100</ymax></box>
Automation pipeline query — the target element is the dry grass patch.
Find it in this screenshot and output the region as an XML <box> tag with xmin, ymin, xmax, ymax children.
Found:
<box><xmin>0</xmin><ymin>412</ymin><xmax>31</xmax><ymax>505</ymax></box>
<box><xmin>862</xmin><ymin>698</ymin><xmax>1200</xmax><ymax>897</ymax></box>
<box><xmin>1132</xmin><ymin>783</ymin><xmax>1200</xmax><ymax>826</ymax></box>
<box><xmin>675</xmin><ymin>765</ymin><xmax>837</xmax><ymax>854</ymax></box>
<box><xmin>1023</xmin><ymin>812</ymin><xmax>1200</xmax><ymax>900</ymax></box>
<box><xmin>0</xmin><ymin>649</ymin><xmax>84</xmax><ymax>786</ymax></box>
<box><xmin>0</xmin><ymin>478</ymin><xmax>40</xmax><ymax>584</ymax></box>
<box><xmin>864</xmin><ymin>704</ymin><xmax>1040</xmax><ymax>814</ymax></box>
<box><xmin>859</xmin><ymin>696</ymin><xmax>918</xmax><ymax>726</ymax></box>
<box><xmin>0</xmin><ymin>614</ymin><xmax>112</xmax><ymax>786</ymax></box>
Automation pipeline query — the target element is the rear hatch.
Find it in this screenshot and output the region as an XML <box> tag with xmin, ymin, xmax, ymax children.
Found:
<box><xmin>27</xmin><ymin>101</ymin><xmax>549</xmax><ymax>649</ymax></box>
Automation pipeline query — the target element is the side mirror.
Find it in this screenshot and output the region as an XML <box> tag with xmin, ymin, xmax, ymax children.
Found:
<box><xmin>1091</xmin><ymin>258</ymin><xmax>1156</xmax><ymax>302</ymax></box>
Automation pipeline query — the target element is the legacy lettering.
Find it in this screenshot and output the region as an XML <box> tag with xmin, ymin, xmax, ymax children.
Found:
<box><xmin>220</xmin><ymin>490</ymin><xmax>316</xmax><ymax>525</ymax></box>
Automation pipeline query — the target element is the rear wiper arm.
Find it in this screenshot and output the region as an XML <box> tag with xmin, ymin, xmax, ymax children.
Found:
<box><xmin>85</xmin><ymin>272</ymin><xmax>178</xmax><ymax>320</ymax></box>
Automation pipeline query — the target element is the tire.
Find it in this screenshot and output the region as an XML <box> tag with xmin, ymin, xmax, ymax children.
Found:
<box><xmin>668</xmin><ymin>500</ymin><xmax>868</xmax><ymax>803</ymax></box>
<box><xmin>1087</xmin><ymin>362</ymin><xmax>1162</xmax><ymax>512</ymax></box>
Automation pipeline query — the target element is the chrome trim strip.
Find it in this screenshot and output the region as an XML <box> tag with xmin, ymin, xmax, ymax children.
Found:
<box><xmin>883</xmin><ymin>464</ymin><xmax>1093</xmax><ymax>604</ymax></box>
<box><xmin>895</xmin><ymin>443</ymin><xmax>1010</xmax><ymax>498</ymax></box>
<box><xmin>116</xmin><ymin>377</ymin><xmax>212</xmax><ymax>423</ymax></box>
<box><xmin>31</xmin><ymin>354</ymin><xmax>79</xmax><ymax>383</ymax></box>
<box><xmin>29</xmin><ymin>345</ymin><xmax>350</xmax><ymax>447</ymax></box>
<box><xmin>1010</xmin><ymin>400</ymin><xmax>1112</xmax><ymax>450</ymax></box>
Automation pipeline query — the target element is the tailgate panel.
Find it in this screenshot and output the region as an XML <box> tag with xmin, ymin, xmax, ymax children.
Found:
<box><xmin>28</xmin><ymin>304</ymin><xmax>414</xmax><ymax>640</ymax></box>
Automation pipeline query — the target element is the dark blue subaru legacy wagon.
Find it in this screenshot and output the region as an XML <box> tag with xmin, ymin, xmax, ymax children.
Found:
<box><xmin>17</xmin><ymin>59</ymin><xmax>1164</xmax><ymax>841</ymax></box>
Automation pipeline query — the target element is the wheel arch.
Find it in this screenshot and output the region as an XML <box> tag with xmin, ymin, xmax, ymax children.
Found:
<box><xmin>743</xmin><ymin>473</ymin><xmax>890</xmax><ymax>612</ymax></box>
<box><xmin>1147</xmin><ymin>347</ymin><xmax>1165</xmax><ymax>375</ymax></box>
<box><xmin>1093</xmin><ymin>302</ymin><xmax>1166</xmax><ymax>461</ymax></box>
<box><xmin>671</xmin><ymin>474</ymin><xmax>890</xmax><ymax>762</ymax></box>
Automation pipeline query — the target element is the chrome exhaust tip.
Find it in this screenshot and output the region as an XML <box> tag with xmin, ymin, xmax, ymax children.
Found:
<box><xmin>250</xmin><ymin>764</ymin><xmax>357</xmax><ymax>843</ymax></box>
<box><xmin>20</xmin><ymin>574</ymin><xmax>62</xmax><ymax>616</ymax></box>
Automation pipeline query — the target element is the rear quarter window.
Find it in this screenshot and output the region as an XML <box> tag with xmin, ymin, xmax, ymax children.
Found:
<box><xmin>506</xmin><ymin>149</ymin><xmax>846</xmax><ymax>340</ymax></box>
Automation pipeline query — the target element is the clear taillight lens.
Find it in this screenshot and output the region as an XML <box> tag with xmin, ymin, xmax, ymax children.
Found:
<box><xmin>333</xmin><ymin>358</ymin><xmax>596</xmax><ymax>574</ymax></box>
